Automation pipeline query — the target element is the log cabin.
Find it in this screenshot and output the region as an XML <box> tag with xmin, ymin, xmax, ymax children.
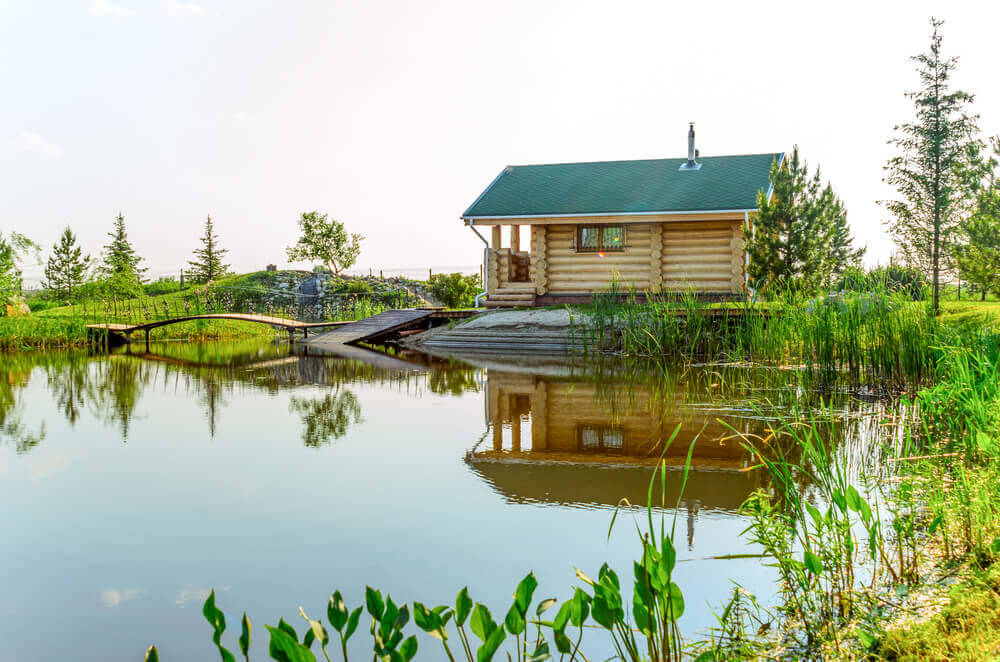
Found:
<box><xmin>462</xmin><ymin>125</ymin><xmax>783</xmax><ymax>307</ymax></box>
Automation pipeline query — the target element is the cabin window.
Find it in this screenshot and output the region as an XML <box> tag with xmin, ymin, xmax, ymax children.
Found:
<box><xmin>578</xmin><ymin>425</ymin><xmax>625</xmax><ymax>452</ymax></box>
<box><xmin>576</xmin><ymin>224</ymin><xmax>625</xmax><ymax>252</ymax></box>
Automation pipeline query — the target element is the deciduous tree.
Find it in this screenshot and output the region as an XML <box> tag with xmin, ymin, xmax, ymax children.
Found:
<box><xmin>43</xmin><ymin>227</ymin><xmax>92</xmax><ymax>301</ymax></box>
<box><xmin>286</xmin><ymin>211</ymin><xmax>363</xmax><ymax>276</ymax></box>
<box><xmin>882</xmin><ymin>17</ymin><xmax>983</xmax><ymax>314</ymax></box>
<box><xmin>187</xmin><ymin>215</ymin><xmax>230</xmax><ymax>284</ymax></box>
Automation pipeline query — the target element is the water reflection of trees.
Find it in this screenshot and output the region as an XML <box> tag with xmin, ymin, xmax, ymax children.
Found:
<box><xmin>8</xmin><ymin>345</ymin><xmax>480</xmax><ymax>450</ymax></box>
<box><xmin>289</xmin><ymin>389</ymin><xmax>363</xmax><ymax>447</ymax></box>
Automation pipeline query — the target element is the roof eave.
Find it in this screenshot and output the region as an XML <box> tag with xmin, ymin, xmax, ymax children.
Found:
<box><xmin>462</xmin><ymin>207</ymin><xmax>760</xmax><ymax>222</ymax></box>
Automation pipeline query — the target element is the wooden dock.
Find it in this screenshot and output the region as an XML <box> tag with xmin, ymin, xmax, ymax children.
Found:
<box><xmin>305</xmin><ymin>309</ymin><xmax>436</xmax><ymax>347</ymax></box>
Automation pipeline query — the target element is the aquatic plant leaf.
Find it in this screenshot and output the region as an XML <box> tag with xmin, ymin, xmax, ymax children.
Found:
<box><xmin>400</xmin><ymin>635</ymin><xmax>418</xmax><ymax>661</ymax></box>
<box><xmin>144</xmin><ymin>646</ymin><xmax>159</xmax><ymax>662</ymax></box>
<box><xmin>664</xmin><ymin>581</ymin><xmax>685</xmax><ymax>622</ymax></box>
<box><xmin>573</xmin><ymin>567</ymin><xmax>595</xmax><ymax>586</ymax></box>
<box><xmin>328</xmin><ymin>592</ymin><xmax>348</xmax><ymax>631</ymax></box>
<box><xmin>476</xmin><ymin>625</ymin><xmax>506</xmax><ymax>662</ymax></box>
<box><xmin>551</xmin><ymin>602</ymin><xmax>572</xmax><ymax>633</ymax></box>
<box><xmin>413</xmin><ymin>602</ymin><xmax>446</xmax><ymax>640</ymax></box>
<box><xmin>846</xmin><ymin>485</ymin><xmax>863</xmax><ymax>512</ymax></box>
<box><xmin>805</xmin><ymin>502</ymin><xmax>824</xmax><ymax>529</ymax></box>
<box><xmin>455</xmin><ymin>587</ymin><xmax>473</xmax><ymax>626</ymax></box>
<box><xmin>552</xmin><ymin>630</ymin><xmax>572</xmax><ymax>654</ymax></box>
<box><xmin>803</xmin><ymin>551</ymin><xmax>824</xmax><ymax>575</ymax></box>
<box><xmin>504</xmin><ymin>603</ymin><xmax>525</xmax><ymax>635</ymax></box>
<box><xmin>239</xmin><ymin>613</ymin><xmax>251</xmax><ymax>658</ymax></box>
<box><xmin>470</xmin><ymin>603</ymin><xmax>496</xmax><ymax>642</ymax></box>
<box><xmin>366</xmin><ymin>587</ymin><xmax>385</xmax><ymax>621</ymax></box>
<box><xmin>535</xmin><ymin>598</ymin><xmax>557</xmax><ymax>617</ymax></box>
<box><xmin>298</xmin><ymin>607</ymin><xmax>328</xmax><ymax>648</ymax></box>
<box><xmin>266</xmin><ymin>625</ymin><xmax>317</xmax><ymax>662</ymax></box>
<box><xmin>278</xmin><ymin>618</ymin><xmax>299</xmax><ymax>642</ymax></box>
<box><xmin>527</xmin><ymin>640</ymin><xmax>550</xmax><ymax>662</ymax></box>
<box><xmin>202</xmin><ymin>590</ymin><xmax>236</xmax><ymax>662</ymax></box>
<box><xmin>513</xmin><ymin>572</ymin><xmax>538</xmax><ymax>614</ymax></box>
<box><xmin>345</xmin><ymin>607</ymin><xmax>362</xmax><ymax>641</ymax></box>
<box><xmin>590</xmin><ymin>595</ymin><xmax>614</xmax><ymax>630</ymax></box>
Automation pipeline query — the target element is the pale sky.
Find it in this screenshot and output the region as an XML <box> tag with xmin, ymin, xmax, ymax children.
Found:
<box><xmin>3</xmin><ymin>0</ymin><xmax>999</xmax><ymax>285</ymax></box>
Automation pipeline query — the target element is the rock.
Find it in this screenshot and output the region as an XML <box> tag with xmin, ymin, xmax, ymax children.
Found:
<box><xmin>5</xmin><ymin>295</ymin><xmax>30</xmax><ymax>317</ymax></box>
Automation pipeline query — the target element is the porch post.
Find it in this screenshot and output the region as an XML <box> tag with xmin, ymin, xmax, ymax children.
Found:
<box><xmin>509</xmin><ymin>225</ymin><xmax>520</xmax><ymax>253</ymax></box>
<box><xmin>491</xmin><ymin>225</ymin><xmax>502</xmax><ymax>249</ymax></box>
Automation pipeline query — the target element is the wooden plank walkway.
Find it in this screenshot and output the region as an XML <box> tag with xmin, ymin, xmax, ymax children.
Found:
<box><xmin>86</xmin><ymin>313</ymin><xmax>351</xmax><ymax>335</ymax></box>
<box><xmin>305</xmin><ymin>309</ymin><xmax>435</xmax><ymax>347</ymax></box>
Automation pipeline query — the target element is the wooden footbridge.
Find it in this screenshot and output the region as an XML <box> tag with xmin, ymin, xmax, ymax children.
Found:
<box><xmin>87</xmin><ymin>308</ymin><xmax>478</xmax><ymax>349</ymax></box>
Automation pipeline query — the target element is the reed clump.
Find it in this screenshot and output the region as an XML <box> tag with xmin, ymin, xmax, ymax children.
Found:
<box><xmin>580</xmin><ymin>281</ymin><xmax>942</xmax><ymax>389</ymax></box>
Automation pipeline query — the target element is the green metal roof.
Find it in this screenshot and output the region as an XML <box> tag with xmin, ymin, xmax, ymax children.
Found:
<box><xmin>462</xmin><ymin>153</ymin><xmax>782</xmax><ymax>218</ymax></box>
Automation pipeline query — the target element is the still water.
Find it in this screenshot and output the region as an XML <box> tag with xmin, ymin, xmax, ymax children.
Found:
<box><xmin>0</xmin><ymin>341</ymin><xmax>891</xmax><ymax>660</ymax></box>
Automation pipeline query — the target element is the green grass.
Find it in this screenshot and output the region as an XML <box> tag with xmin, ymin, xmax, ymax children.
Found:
<box><xmin>879</xmin><ymin>564</ymin><xmax>1000</xmax><ymax>661</ymax></box>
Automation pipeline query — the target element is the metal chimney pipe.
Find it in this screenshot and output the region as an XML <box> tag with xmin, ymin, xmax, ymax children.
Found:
<box><xmin>679</xmin><ymin>122</ymin><xmax>702</xmax><ymax>171</ymax></box>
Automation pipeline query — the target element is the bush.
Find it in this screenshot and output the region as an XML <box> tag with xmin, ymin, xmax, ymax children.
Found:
<box><xmin>428</xmin><ymin>273</ymin><xmax>481</xmax><ymax>309</ymax></box>
<box><xmin>144</xmin><ymin>277</ymin><xmax>185</xmax><ymax>296</ymax></box>
<box><xmin>331</xmin><ymin>278</ymin><xmax>374</xmax><ymax>294</ymax></box>
<box><xmin>837</xmin><ymin>265</ymin><xmax>928</xmax><ymax>300</ymax></box>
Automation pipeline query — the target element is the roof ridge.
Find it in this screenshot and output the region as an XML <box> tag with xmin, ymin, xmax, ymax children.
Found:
<box><xmin>505</xmin><ymin>152</ymin><xmax>782</xmax><ymax>169</ymax></box>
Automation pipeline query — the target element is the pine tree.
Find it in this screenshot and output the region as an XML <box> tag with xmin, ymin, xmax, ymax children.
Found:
<box><xmin>101</xmin><ymin>213</ymin><xmax>146</xmax><ymax>297</ymax></box>
<box><xmin>882</xmin><ymin>17</ymin><xmax>982</xmax><ymax>315</ymax></box>
<box><xmin>746</xmin><ymin>147</ymin><xmax>863</xmax><ymax>292</ymax></box>
<box><xmin>187</xmin><ymin>215</ymin><xmax>230</xmax><ymax>284</ymax></box>
<box><xmin>955</xmin><ymin>146</ymin><xmax>1000</xmax><ymax>300</ymax></box>
<box><xmin>43</xmin><ymin>227</ymin><xmax>91</xmax><ymax>301</ymax></box>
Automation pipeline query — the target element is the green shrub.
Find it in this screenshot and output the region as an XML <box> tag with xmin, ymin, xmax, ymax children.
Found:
<box><xmin>144</xmin><ymin>277</ymin><xmax>184</xmax><ymax>296</ymax></box>
<box><xmin>332</xmin><ymin>278</ymin><xmax>374</xmax><ymax>294</ymax></box>
<box><xmin>837</xmin><ymin>265</ymin><xmax>928</xmax><ymax>300</ymax></box>
<box><xmin>428</xmin><ymin>273</ymin><xmax>481</xmax><ymax>309</ymax></box>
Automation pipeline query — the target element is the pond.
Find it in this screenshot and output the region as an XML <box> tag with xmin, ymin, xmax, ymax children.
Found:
<box><xmin>0</xmin><ymin>340</ymin><xmax>897</xmax><ymax>660</ymax></box>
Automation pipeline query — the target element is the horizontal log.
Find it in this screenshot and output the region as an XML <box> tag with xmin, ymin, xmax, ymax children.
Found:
<box><xmin>662</xmin><ymin>271</ymin><xmax>732</xmax><ymax>280</ymax></box>
<box><xmin>547</xmin><ymin>255</ymin><xmax>655</xmax><ymax>266</ymax></box>
<box><xmin>661</xmin><ymin>254</ymin><xmax>733</xmax><ymax>265</ymax></box>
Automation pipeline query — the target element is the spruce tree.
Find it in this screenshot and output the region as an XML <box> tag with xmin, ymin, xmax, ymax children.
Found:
<box><xmin>187</xmin><ymin>215</ymin><xmax>230</xmax><ymax>284</ymax></box>
<box><xmin>955</xmin><ymin>147</ymin><xmax>1000</xmax><ymax>300</ymax></box>
<box><xmin>101</xmin><ymin>213</ymin><xmax>146</xmax><ymax>297</ymax></box>
<box><xmin>746</xmin><ymin>147</ymin><xmax>863</xmax><ymax>292</ymax></box>
<box><xmin>43</xmin><ymin>227</ymin><xmax>91</xmax><ymax>301</ymax></box>
<box><xmin>882</xmin><ymin>17</ymin><xmax>982</xmax><ymax>315</ymax></box>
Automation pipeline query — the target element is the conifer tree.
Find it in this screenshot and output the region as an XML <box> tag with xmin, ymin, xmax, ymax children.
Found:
<box><xmin>955</xmin><ymin>145</ymin><xmax>1000</xmax><ymax>300</ymax></box>
<box><xmin>745</xmin><ymin>147</ymin><xmax>863</xmax><ymax>292</ymax></box>
<box><xmin>187</xmin><ymin>215</ymin><xmax>230</xmax><ymax>284</ymax></box>
<box><xmin>882</xmin><ymin>17</ymin><xmax>982</xmax><ymax>314</ymax></box>
<box><xmin>101</xmin><ymin>213</ymin><xmax>146</xmax><ymax>297</ymax></box>
<box><xmin>43</xmin><ymin>227</ymin><xmax>91</xmax><ymax>301</ymax></box>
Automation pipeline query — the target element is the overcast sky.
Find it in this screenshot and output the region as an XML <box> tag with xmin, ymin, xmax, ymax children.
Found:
<box><xmin>3</xmin><ymin>0</ymin><xmax>999</xmax><ymax>285</ymax></box>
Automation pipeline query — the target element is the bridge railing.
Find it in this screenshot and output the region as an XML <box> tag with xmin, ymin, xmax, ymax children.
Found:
<box><xmin>70</xmin><ymin>286</ymin><xmax>424</xmax><ymax>327</ymax></box>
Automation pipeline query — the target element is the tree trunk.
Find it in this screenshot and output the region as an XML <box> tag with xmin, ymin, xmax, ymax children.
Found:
<box><xmin>932</xmin><ymin>224</ymin><xmax>940</xmax><ymax>316</ymax></box>
<box><xmin>982</xmin><ymin>289</ymin><xmax>986</xmax><ymax>302</ymax></box>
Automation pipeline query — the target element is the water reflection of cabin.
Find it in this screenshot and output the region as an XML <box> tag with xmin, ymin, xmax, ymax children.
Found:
<box><xmin>468</xmin><ymin>371</ymin><xmax>759</xmax><ymax>515</ymax></box>
<box><xmin>462</xmin><ymin>126</ymin><xmax>781</xmax><ymax>307</ymax></box>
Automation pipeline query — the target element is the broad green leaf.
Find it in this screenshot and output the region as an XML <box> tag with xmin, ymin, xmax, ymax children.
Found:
<box><xmin>660</xmin><ymin>535</ymin><xmax>677</xmax><ymax>577</ymax></box>
<box><xmin>527</xmin><ymin>640</ymin><xmax>550</xmax><ymax>662</ymax></box>
<box><xmin>991</xmin><ymin>537</ymin><xmax>1000</xmax><ymax>555</ymax></box>
<box><xmin>239</xmin><ymin>613</ymin><xmax>251</xmax><ymax>658</ymax></box>
<box><xmin>400</xmin><ymin>635</ymin><xmax>418</xmax><ymax>661</ymax></box>
<box><xmin>202</xmin><ymin>590</ymin><xmax>236</xmax><ymax>662</ymax></box>
<box><xmin>805</xmin><ymin>502</ymin><xmax>824</xmax><ymax>529</ymax></box>
<box><xmin>344</xmin><ymin>607</ymin><xmax>362</xmax><ymax>641</ymax></box>
<box><xmin>846</xmin><ymin>485</ymin><xmax>862</xmax><ymax>512</ymax></box>
<box><xmin>552</xmin><ymin>631</ymin><xmax>572</xmax><ymax>654</ymax></box>
<box><xmin>598</xmin><ymin>564</ymin><xmax>620</xmax><ymax>591</ymax></box>
<box><xmin>858</xmin><ymin>629</ymin><xmax>877</xmax><ymax>650</ymax></box>
<box><xmin>504</xmin><ymin>603</ymin><xmax>525</xmax><ymax>636</ymax></box>
<box><xmin>535</xmin><ymin>598</ymin><xmax>557</xmax><ymax>617</ymax></box>
<box><xmin>366</xmin><ymin>587</ymin><xmax>385</xmax><ymax>620</ymax></box>
<box><xmin>266</xmin><ymin>625</ymin><xmax>318</xmax><ymax>662</ymax></box>
<box><xmin>590</xmin><ymin>596</ymin><xmax>614</xmax><ymax>630</ymax></box>
<box><xmin>804</xmin><ymin>551</ymin><xmax>824</xmax><ymax>575</ymax></box>
<box><xmin>664</xmin><ymin>582</ymin><xmax>685</xmax><ymax>622</ymax></box>
<box><xmin>278</xmin><ymin>618</ymin><xmax>298</xmax><ymax>643</ymax></box>
<box><xmin>571</xmin><ymin>588</ymin><xmax>589</xmax><ymax>626</ymax></box>
<box><xmin>551</xmin><ymin>602</ymin><xmax>571</xmax><ymax>633</ymax></box>
<box><xmin>144</xmin><ymin>646</ymin><xmax>159</xmax><ymax>662</ymax></box>
<box><xmin>469</xmin><ymin>604</ymin><xmax>495</xmax><ymax>642</ymax></box>
<box><xmin>513</xmin><ymin>573</ymin><xmax>538</xmax><ymax>615</ymax></box>
<box><xmin>928</xmin><ymin>514</ymin><xmax>944</xmax><ymax>535</ymax></box>
<box><xmin>328</xmin><ymin>592</ymin><xmax>348</xmax><ymax>631</ymax></box>
<box><xmin>455</xmin><ymin>587</ymin><xmax>473</xmax><ymax>626</ymax></box>
<box><xmin>476</xmin><ymin>624</ymin><xmax>506</xmax><ymax>662</ymax></box>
